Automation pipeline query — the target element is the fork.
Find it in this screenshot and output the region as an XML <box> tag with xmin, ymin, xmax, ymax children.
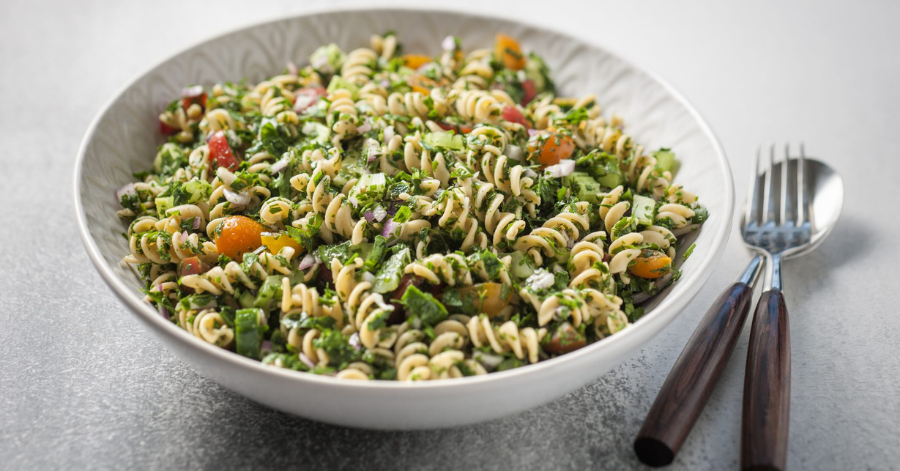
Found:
<box><xmin>635</xmin><ymin>144</ymin><xmax>813</xmax><ymax>469</ymax></box>
<box><xmin>739</xmin><ymin>144</ymin><xmax>812</xmax><ymax>471</ymax></box>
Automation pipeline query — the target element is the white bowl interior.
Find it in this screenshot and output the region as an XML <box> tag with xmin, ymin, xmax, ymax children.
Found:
<box><xmin>75</xmin><ymin>7</ymin><xmax>732</xmax><ymax>429</ymax></box>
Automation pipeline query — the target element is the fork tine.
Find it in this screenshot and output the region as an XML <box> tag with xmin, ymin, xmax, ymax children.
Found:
<box><xmin>780</xmin><ymin>144</ymin><xmax>790</xmax><ymax>226</ymax></box>
<box><xmin>745</xmin><ymin>146</ymin><xmax>762</xmax><ymax>228</ymax></box>
<box><xmin>763</xmin><ymin>144</ymin><xmax>777</xmax><ymax>224</ymax></box>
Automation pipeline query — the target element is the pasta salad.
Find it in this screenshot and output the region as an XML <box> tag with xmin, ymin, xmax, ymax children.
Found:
<box><xmin>118</xmin><ymin>33</ymin><xmax>707</xmax><ymax>381</ymax></box>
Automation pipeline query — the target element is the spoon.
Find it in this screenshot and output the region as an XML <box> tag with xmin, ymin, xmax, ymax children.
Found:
<box><xmin>739</xmin><ymin>145</ymin><xmax>843</xmax><ymax>471</ymax></box>
<box><xmin>634</xmin><ymin>145</ymin><xmax>843</xmax><ymax>468</ymax></box>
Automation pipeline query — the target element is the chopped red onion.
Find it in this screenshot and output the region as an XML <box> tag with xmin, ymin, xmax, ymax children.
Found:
<box><xmin>442</xmin><ymin>35</ymin><xmax>456</xmax><ymax>51</ymax></box>
<box><xmin>381</xmin><ymin>219</ymin><xmax>399</xmax><ymax>239</ymax></box>
<box><xmin>356</xmin><ymin>122</ymin><xmax>372</xmax><ymax>133</ymax></box>
<box><xmin>298</xmin><ymin>253</ymin><xmax>317</xmax><ymax>270</ymax></box>
<box><xmin>387</xmin><ymin>201</ymin><xmax>401</xmax><ymax>216</ymax></box>
<box><xmin>380</xmin><ymin>79</ymin><xmax>391</xmax><ymax>88</ymax></box>
<box><xmin>528</xmin><ymin>129</ymin><xmax>541</xmax><ymax>137</ymax></box>
<box><xmin>286</xmin><ymin>61</ymin><xmax>298</xmax><ymax>76</ymax></box>
<box><xmin>364</xmin><ymin>138</ymin><xmax>381</xmax><ymax>162</ymax></box>
<box><xmin>116</xmin><ymin>182</ymin><xmax>136</xmax><ymax>202</ymax></box>
<box><xmin>159</xmin><ymin>305</ymin><xmax>169</xmax><ymax>319</ymax></box>
<box><xmin>474</xmin><ymin>351</ymin><xmax>504</xmax><ymax>371</ymax></box>
<box><xmin>364</xmin><ymin>210</ymin><xmax>375</xmax><ymax>222</ymax></box>
<box><xmin>348</xmin><ymin>333</ymin><xmax>362</xmax><ymax>351</ymax></box>
<box><xmin>293</xmin><ymin>93</ymin><xmax>317</xmax><ymax>113</ymax></box>
<box><xmin>269</xmin><ymin>157</ymin><xmax>289</xmax><ymax>174</ymax></box>
<box><xmin>182</xmin><ymin>85</ymin><xmax>203</xmax><ymax>98</ymax></box>
<box><xmin>373</xmin><ymin>205</ymin><xmax>387</xmax><ymax>222</ymax></box>
<box><xmin>348</xmin><ymin>196</ymin><xmax>359</xmax><ymax>208</ymax></box>
<box><xmin>261</xmin><ymin>340</ymin><xmax>273</xmax><ymax>353</ymax></box>
<box><xmin>180</xmin><ymin>231</ymin><xmax>189</xmax><ymax>243</ymax></box>
<box><xmin>504</xmin><ymin>145</ymin><xmax>523</xmax><ymax>161</ymax></box>
<box><xmin>192</xmin><ymin>217</ymin><xmax>202</xmax><ymax>230</ymax></box>
<box><xmin>312</xmin><ymin>56</ymin><xmax>329</xmax><ymax>70</ymax></box>
<box><xmin>299</xmin><ymin>352</ymin><xmax>317</xmax><ymax>370</ymax></box>
<box><xmin>544</xmin><ymin>159</ymin><xmax>575</xmax><ymax>178</ymax></box>
<box><xmin>383</xmin><ymin>126</ymin><xmax>395</xmax><ymax>143</ymax></box>
<box><xmin>223</xmin><ymin>188</ymin><xmax>250</xmax><ymax>206</ymax></box>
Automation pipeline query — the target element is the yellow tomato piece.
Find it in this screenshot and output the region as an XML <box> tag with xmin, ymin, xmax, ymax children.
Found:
<box><xmin>528</xmin><ymin>133</ymin><xmax>575</xmax><ymax>167</ymax></box>
<box><xmin>494</xmin><ymin>34</ymin><xmax>526</xmax><ymax>70</ymax></box>
<box><xmin>628</xmin><ymin>250</ymin><xmax>673</xmax><ymax>279</ymax></box>
<box><xmin>215</xmin><ymin>215</ymin><xmax>264</xmax><ymax>261</ymax></box>
<box><xmin>406</xmin><ymin>73</ymin><xmax>438</xmax><ymax>96</ymax></box>
<box><xmin>260</xmin><ymin>232</ymin><xmax>302</xmax><ymax>254</ymax></box>
<box><xmin>402</xmin><ymin>54</ymin><xmax>433</xmax><ymax>70</ymax></box>
<box><xmin>458</xmin><ymin>282</ymin><xmax>512</xmax><ymax>317</ymax></box>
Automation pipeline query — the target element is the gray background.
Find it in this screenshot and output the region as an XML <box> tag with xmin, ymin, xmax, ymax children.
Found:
<box><xmin>2</xmin><ymin>0</ymin><xmax>897</xmax><ymax>469</ymax></box>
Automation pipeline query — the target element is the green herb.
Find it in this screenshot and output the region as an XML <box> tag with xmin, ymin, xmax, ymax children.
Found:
<box><xmin>401</xmin><ymin>285</ymin><xmax>448</xmax><ymax>327</ymax></box>
<box><xmin>683</xmin><ymin>243</ymin><xmax>696</xmax><ymax>261</ymax></box>
<box><xmin>392</xmin><ymin>205</ymin><xmax>412</xmax><ymax>224</ymax></box>
<box><xmin>313</xmin><ymin>329</ymin><xmax>361</xmax><ymax>369</ymax></box>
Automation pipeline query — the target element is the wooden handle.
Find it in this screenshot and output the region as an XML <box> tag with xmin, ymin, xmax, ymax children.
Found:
<box><xmin>634</xmin><ymin>282</ymin><xmax>754</xmax><ymax>467</ymax></box>
<box><xmin>742</xmin><ymin>290</ymin><xmax>791</xmax><ymax>471</ymax></box>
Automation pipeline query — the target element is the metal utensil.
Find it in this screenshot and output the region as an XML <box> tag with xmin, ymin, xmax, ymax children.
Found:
<box><xmin>634</xmin><ymin>145</ymin><xmax>842</xmax><ymax>468</ymax></box>
<box><xmin>740</xmin><ymin>145</ymin><xmax>843</xmax><ymax>471</ymax></box>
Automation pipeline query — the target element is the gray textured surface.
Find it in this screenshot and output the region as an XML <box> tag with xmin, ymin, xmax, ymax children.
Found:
<box><xmin>1</xmin><ymin>0</ymin><xmax>898</xmax><ymax>470</ymax></box>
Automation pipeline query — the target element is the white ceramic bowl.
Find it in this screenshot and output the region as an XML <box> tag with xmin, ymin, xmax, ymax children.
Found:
<box><xmin>74</xmin><ymin>6</ymin><xmax>733</xmax><ymax>430</ymax></box>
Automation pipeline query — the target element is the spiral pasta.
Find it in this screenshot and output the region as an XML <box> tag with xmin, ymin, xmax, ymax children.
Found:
<box><xmin>118</xmin><ymin>32</ymin><xmax>707</xmax><ymax>381</ymax></box>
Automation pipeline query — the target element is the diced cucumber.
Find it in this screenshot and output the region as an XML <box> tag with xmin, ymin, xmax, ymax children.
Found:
<box><xmin>654</xmin><ymin>149</ymin><xmax>679</xmax><ymax>175</ymax></box>
<box><xmin>597</xmin><ymin>172</ymin><xmax>623</xmax><ymax>189</ymax></box>
<box><xmin>372</xmin><ymin>247</ymin><xmax>411</xmax><ymax>293</ymax></box>
<box><xmin>253</xmin><ymin>275</ymin><xmax>284</xmax><ymax>312</ymax></box>
<box><xmin>326</xmin><ymin>75</ymin><xmax>359</xmax><ymax>100</ymax></box>
<box><xmin>354</xmin><ymin>242</ymin><xmax>375</xmax><ymax>263</ymax></box>
<box><xmin>423</xmin><ymin>131</ymin><xmax>465</xmax><ymax>151</ymax></box>
<box><xmin>633</xmin><ymin>195</ymin><xmax>656</xmax><ymax>227</ymax></box>
<box><xmin>235</xmin><ymin>308</ymin><xmax>262</xmax><ymax>359</ymax></box>
<box><xmin>562</xmin><ymin>171</ymin><xmax>602</xmax><ymax>203</ymax></box>
<box><xmin>349</xmin><ymin>173</ymin><xmax>387</xmax><ymax>207</ymax></box>
<box><xmin>155</xmin><ymin>196</ymin><xmax>174</xmax><ymax>215</ymax></box>
<box><xmin>301</xmin><ymin>122</ymin><xmax>331</xmax><ymax>144</ymax></box>
<box><xmin>524</xmin><ymin>53</ymin><xmax>550</xmax><ymax>92</ymax></box>
<box><xmin>182</xmin><ymin>179</ymin><xmax>211</xmax><ymax>204</ymax></box>
<box><xmin>508</xmin><ymin>251</ymin><xmax>535</xmax><ymax>281</ymax></box>
<box><xmin>238</xmin><ymin>290</ymin><xmax>255</xmax><ymax>309</ymax></box>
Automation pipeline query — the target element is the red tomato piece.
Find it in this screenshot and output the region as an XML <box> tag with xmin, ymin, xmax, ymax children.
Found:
<box><xmin>160</xmin><ymin>121</ymin><xmax>178</xmax><ymax>135</ymax></box>
<box><xmin>521</xmin><ymin>79</ymin><xmax>537</xmax><ymax>106</ymax></box>
<box><xmin>207</xmin><ymin>131</ymin><xmax>240</xmax><ymax>171</ymax></box>
<box><xmin>181</xmin><ymin>86</ymin><xmax>207</xmax><ymax>110</ymax></box>
<box><xmin>437</xmin><ymin>122</ymin><xmax>474</xmax><ymax>134</ymax></box>
<box><xmin>181</xmin><ymin>93</ymin><xmax>207</xmax><ymax>111</ymax></box>
<box><xmin>178</xmin><ymin>256</ymin><xmax>211</xmax><ymax>279</ymax></box>
<box><xmin>501</xmin><ymin>105</ymin><xmax>530</xmax><ymax>127</ymax></box>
